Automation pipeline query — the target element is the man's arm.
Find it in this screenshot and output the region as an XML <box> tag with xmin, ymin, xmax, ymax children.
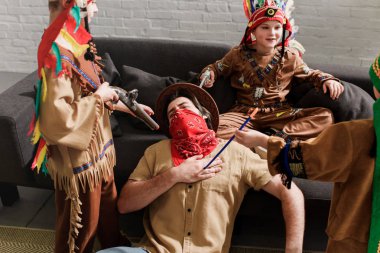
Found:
<box><xmin>117</xmin><ymin>168</ymin><xmax>177</xmax><ymax>214</ymax></box>
<box><xmin>117</xmin><ymin>155</ymin><xmax>223</xmax><ymax>214</ymax></box>
<box><xmin>261</xmin><ymin>175</ymin><xmax>305</xmax><ymax>253</ymax></box>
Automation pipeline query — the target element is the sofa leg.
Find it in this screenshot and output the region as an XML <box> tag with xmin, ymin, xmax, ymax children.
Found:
<box><xmin>0</xmin><ymin>183</ymin><xmax>20</xmax><ymax>206</ymax></box>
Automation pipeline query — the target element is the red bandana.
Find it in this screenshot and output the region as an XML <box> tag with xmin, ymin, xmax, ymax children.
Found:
<box><xmin>169</xmin><ymin>109</ymin><xmax>219</xmax><ymax>166</ymax></box>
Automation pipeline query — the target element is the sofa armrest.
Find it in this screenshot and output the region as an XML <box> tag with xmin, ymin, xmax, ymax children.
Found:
<box><xmin>0</xmin><ymin>71</ymin><xmax>42</xmax><ymax>186</ymax></box>
<box><xmin>308</xmin><ymin>62</ymin><xmax>373</xmax><ymax>98</ymax></box>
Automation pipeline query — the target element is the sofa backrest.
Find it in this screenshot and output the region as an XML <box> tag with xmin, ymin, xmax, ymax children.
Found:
<box><xmin>95</xmin><ymin>37</ymin><xmax>373</xmax><ymax>121</ymax></box>
<box><xmin>94</xmin><ymin>37</ymin><xmax>232</xmax><ymax>80</ymax></box>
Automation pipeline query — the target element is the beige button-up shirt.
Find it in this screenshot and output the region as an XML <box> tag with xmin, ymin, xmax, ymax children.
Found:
<box><xmin>130</xmin><ymin>139</ymin><xmax>272</xmax><ymax>253</ymax></box>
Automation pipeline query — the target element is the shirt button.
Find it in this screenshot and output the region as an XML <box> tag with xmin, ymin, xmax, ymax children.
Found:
<box><xmin>187</xmin><ymin>232</ymin><xmax>191</xmax><ymax>236</ymax></box>
<box><xmin>187</xmin><ymin>208</ymin><xmax>191</xmax><ymax>212</ymax></box>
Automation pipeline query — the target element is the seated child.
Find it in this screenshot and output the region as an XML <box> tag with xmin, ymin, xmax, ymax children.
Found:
<box><xmin>200</xmin><ymin>0</ymin><xmax>344</xmax><ymax>142</ymax></box>
<box><xmin>231</xmin><ymin>52</ymin><xmax>380</xmax><ymax>253</ymax></box>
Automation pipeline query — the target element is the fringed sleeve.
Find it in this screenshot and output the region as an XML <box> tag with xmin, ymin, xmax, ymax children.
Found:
<box><xmin>39</xmin><ymin>68</ymin><xmax>104</xmax><ymax>151</ymax></box>
<box><xmin>291</xmin><ymin>49</ymin><xmax>340</xmax><ymax>89</ymax></box>
<box><xmin>201</xmin><ymin>46</ymin><xmax>239</xmax><ymax>81</ymax></box>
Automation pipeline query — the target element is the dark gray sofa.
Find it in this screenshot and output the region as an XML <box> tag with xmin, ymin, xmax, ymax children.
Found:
<box><xmin>0</xmin><ymin>37</ymin><xmax>374</xmax><ymax>251</ymax></box>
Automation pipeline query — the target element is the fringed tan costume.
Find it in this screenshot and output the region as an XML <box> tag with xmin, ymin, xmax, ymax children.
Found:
<box><xmin>31</xmin><ymin>2</ymin><xmax>122</xmax><ymax>252</ymax></box>
<box><xmin>40</xmin><ymin>50</ymin><xmax>120</xmax><ymax>253</ymax></box>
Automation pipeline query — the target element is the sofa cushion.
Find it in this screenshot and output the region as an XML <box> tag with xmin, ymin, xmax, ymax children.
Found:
<box><xmin>288</xmin><ymin>81</ymin><xmax>374</xmax><ymax>122</ymax></box>
<box><xmin>101</xmin><ymin>52</ymin><xmax>122</xmax><ymax>86</ymax></box>
<box><xmin>120</xmin><ymin>65</ymin><xmax>172</xmax><ymax>109</ymax></box>
<box><xmin>118</xmin><ymin>65</ymin><xmax>183</xmax><ymax>130</ymax></box>
<box><xmin>187</xmin><ymin>71</ymin><xmax>236</xmax><ymax>114</ymax></box>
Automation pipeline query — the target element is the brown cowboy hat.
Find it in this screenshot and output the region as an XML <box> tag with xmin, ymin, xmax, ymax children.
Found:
<box><xmin>155</xmin><ymin>82</ymin><xmax>219</xmax><ymax>137</ymax></box>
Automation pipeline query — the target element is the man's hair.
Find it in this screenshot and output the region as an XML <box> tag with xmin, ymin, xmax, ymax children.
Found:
<box><xmin>163</xmin><ymin>88</ymin><xmax>213</xmax><ymax>130</ymax></box>
<box><xmin>48</xmin><ymin>0</ymin><xmax>60</xmax><ymax>11</ymax></box>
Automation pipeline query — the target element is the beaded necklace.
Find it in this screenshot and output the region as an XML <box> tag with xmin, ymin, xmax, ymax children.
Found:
<box><xmin>244</xmin><ymin>48</ymin><xmax>281</xmax><ymax>82</ymax></box>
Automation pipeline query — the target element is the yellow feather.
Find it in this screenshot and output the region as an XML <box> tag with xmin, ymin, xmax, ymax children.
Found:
<box><xmin>59</xmin><ymin>29</ymin><xmax>89</xmax><ymax>57</ymax></box>
<box><xmin>36</xmin><ymin>145</ymin><xmax>47</xmax><ymax>173</ymax></box>
<box><xmin>41</xmin><ymin>68</ymin><xmax>47</xmax><ymax>102</ymax></box>
<box><xmin>32</xmin><ymin>120</ymin><xmax>41</xmax><ymax>144</ymax></box>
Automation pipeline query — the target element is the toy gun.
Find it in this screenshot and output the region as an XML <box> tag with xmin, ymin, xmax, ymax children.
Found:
<box><xmin>199</xmin><ymin>68</ymin><xmax>211</xmax><ymax>88</ymax></box>
<box><xmin>111</xmin><ymin>87</ymin><xmax>160</xmax><ymax>131</ymax></box>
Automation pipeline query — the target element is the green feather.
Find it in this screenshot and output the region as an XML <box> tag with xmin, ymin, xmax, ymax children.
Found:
<box><xmin>70</xmin><ymin>6</ymin><xmax>81</xmax><ymax>33</ymax></box>
<box><xmin>257</xmin><ymin>0</ymin><xmax>264</xmax><ymax>9</ymax></box>
<box><xmin>51</xmin><ymin>42</ymin><xmax>62</xmax><ymax>76</ymax></box>
<box><xmin>35</xmin><ymin>80</ymin><xmax>42</xmax><ymax>118</ymax></box>
<box><xmin>41</xmin><ymin>156</ymin><xmax>48</xmax><ymax>175</ymax></box>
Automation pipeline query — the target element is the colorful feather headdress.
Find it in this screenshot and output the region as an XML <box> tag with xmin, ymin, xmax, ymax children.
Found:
<box><xmin>242</xmin><ymin>0</ymin><xmax>305</xmax><ymax>55</ymax></box>
<box><xmin>29</xmin><ymin>0</ymin><xmax>92</xmax><ymax>174</ymax></box>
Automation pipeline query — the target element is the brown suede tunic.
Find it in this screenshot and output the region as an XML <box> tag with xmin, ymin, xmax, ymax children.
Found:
<box><xmin>267</xmin><ymin>119</ymin><xmax>375</xmax><ymax>251</ymax></box>
<box><xmin>204</xmin><ymin>46</ymin><xmax>338</xmax><ymax>107</ymax></box>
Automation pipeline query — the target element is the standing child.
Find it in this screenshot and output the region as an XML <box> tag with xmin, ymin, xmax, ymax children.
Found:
<box><xmin>31</xmin><ymin>1</ymin><xmax>153</xmax><ymax>252</ymax></box>
<box><xmin>200</xmin><ymin>0</ymin><xmax>344</xmax><ymax>142</ymax></box>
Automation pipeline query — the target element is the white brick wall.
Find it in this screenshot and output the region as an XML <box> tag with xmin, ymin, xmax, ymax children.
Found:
<box><xmin>1</xmin><ymin>0</ymin><xmax>380</xmax><ymax>73</ymax></box>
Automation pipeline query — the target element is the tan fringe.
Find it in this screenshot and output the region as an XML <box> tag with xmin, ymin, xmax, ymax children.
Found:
<box><xmin>67</xmin><ymin>181</ymin><xmax>82</xmax><ymax>253</ymax></box>
<box><xmin>377</xmin><ymin>240</ymin><xmax>380</xmax><ymax>253</ymax></box>
<box><xmin>47</xmin><ymin>147</ymin><xmax>115</xmax><ymax>253</ymax></box>
<box><xmin>44</xmin><ymin>95</ymin><xmax>116</xmax><ymax>253</ymax></box>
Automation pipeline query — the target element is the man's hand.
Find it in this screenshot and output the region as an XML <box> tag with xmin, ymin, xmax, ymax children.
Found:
<box><xmin>235</xmin><ymin>129</ymin><xmax>269</xmax><ymax>149</ymax></box>
<box><xmin>200</xmin><ymin>70</ymin><xmax>215</xmax><ymax>88</ymax></box>
<box><xmin>171</xmin><ymin>155</ymin><xmax>223</xmax><ymax>184</ymax></box>
<box><xmin>114</xmin><ymin>101</ymin><xmax>154</xmax><ymax>116</ymax></box>
<box><xmin>95</xmin><ymin>82</ymin><xmax>119</xmax><ymax>102</ymax></box>
<box><xmin>118</xmin><ymin>155</ymin><xmax>223</xmax><ymax>213</ymax></box>
<box><xmin>322</xmin><ymin>80</ymin><xmax>344</xmax><ymax>100</ymax></box>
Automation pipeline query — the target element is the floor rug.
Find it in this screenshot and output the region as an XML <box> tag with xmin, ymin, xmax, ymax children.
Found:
<box><xmin>0</xmin><ymin>225</ymin><xmax>55</xmax><ymax>253</ymax></box>
<box><xmin>230</xmin><ymin>246</ymin><xmax>323</xmax><ymax>253</ymax></box>
<box><xmin>0</xmin><ymin>225</ymin><xmax>323</xmax><ymax>253</ymax></box>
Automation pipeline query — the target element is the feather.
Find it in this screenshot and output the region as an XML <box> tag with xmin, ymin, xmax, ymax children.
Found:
<box><xmin>257</xmin><ymin>0</ymin><xmax>264</xmax><ymax>9</ymax></box>
<box><xmin>55</xmin><ymin>29</ymin><xmax>89</xmax><ymax>58</ymax></box>
<box><xmin>31</xmin><ymin>138</ymin><xmax>46</xmax><ymax>170</ymax></box>
<box><xmin>41</xmin><ymin>156</ymin><xmax>48</xmax><ymax>175</ymax></box>
<box><xmin>31</xmin><ymin>138</ymin><xmax>47</xmax><ymax>172</ymax></box>
<box><xmin>28</xmin><ymin>113</ymin><xmax>36</xmax><ymax>137</ymax></box>
<box><xmin>40</xmin><ymin>68</ymin><xmax>48</xmax><ymax>102</ymax></box>
<box><xmin>70</xmin><ymin>6</ymin><xmax>81</xmax><ymax>33</ymax></box>
<box><xmin>32</xmin><ymin>119</ymin><xmax>41</xmax><ymax>145</ymax></box>
<box><xmin>36</xmin><ymin>144</ymin><xmax>47</xmax><ymax>174</ymax></box>
<box><xmin>284</xmin><ymin>0</ymin><xmax>295</xmax><ymax>18</ymax></box>
<box><xmin>51</xmin><ymin>42</ymin><xmax>62</xmax><ymax>76</ymax></box>
<box><xmin>35</xmin><ymin>79</ymin><xmax>42</xmax><ymax>118</ymax></box>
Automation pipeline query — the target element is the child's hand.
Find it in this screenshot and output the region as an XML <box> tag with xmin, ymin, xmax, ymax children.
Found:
<box><xmin>323</xmin><ymin>80</ymin><xmax>344</xmax><ymax>100</ymax></box>
<box><xmin>95</xmin><ymin>82</ymin><xmax>119</xmax><ymax>102</ymax></box>
<box><xmin>235</xmin><ymin>128</ymin><xmax>269</xmax><ymax>149</ymax></box>
<box><xmin>114</xmin><ymin>102</ymin><xmax>154</xmax><ymax>117</ymax></box>
<box><xmin>139</xmin><ymin>104</ymin><xmax>154</xmax><ymax>116</ymax></box>
<box><xmin>200</xmin><ymin>70</ymin><xmax>215</xmax><ymax>88</ymax></box>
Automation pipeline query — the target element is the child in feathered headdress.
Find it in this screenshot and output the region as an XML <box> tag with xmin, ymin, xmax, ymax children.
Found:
<box><xmin>31</xmin><ymin>1</ymin><xmax>153</xmax><ymax>252</ymax></box>
<box><xmin>232</xmin><ymin>53</ymin><xmax>380</xmax><ymax>252</ymax></box>
<box><xmin>200</xmin><ymin>0</ymin><xmax>344</xmax><ymax>143</ymax></box>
